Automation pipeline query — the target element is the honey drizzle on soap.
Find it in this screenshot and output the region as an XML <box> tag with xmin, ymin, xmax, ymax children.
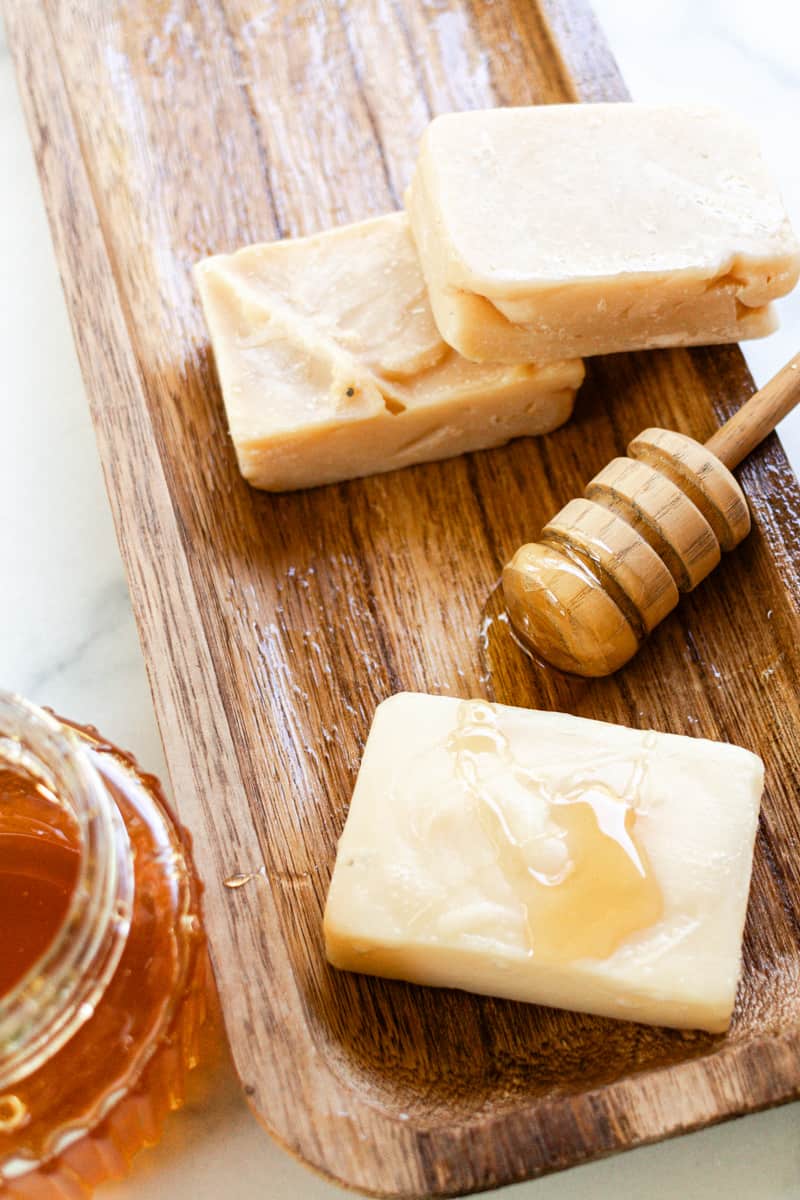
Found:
<box><xmin>447</xmin><ymin>702</ymin><xmax>662</xmax><ymax>961</ymax></box>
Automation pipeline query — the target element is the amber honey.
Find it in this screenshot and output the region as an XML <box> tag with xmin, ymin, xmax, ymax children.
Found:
<box><xmin>449</xmin><ymin>701</ymin><xmax>663</xmax><ymax>962</ymax></box>
<box><xmin>0</xmin><ymin>696</ymin><xmax>207</xmax><ymax>1196</ymax></box>
<box><xmin>0</xmin><ymin>791</ymin><xmax>80</xmax><ymax>999</ymax></box>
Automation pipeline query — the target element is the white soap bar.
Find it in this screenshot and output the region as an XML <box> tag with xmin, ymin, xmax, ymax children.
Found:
<box><xmin>195</xmin><ymin>213</ymin><xmax>583</xmax><ymax>490</ymax></box>
<box><xmin>406</xmin><ymin>104</ymin><xmax>800</xmax><ymax>362</ymax></box>
<box><xmin>324</xmin><ymin>694</ymin><xmax>764</xmax><ymax>1032</ymax></box>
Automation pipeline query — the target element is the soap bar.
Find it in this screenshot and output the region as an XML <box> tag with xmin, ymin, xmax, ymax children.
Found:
<box><xmin>406</xmin><ymin>104</ymin><xmax>800</xmax><ymax>363</ymax></box>
<box><xmin>324</xmin><ymin>694</ymin><xmax>764</xmax><ymax>1032</ymax></box>
<box><xmin>195</xmin><ymin>214</ymin><xmax>584</xmax><ymax>490</ymax></box>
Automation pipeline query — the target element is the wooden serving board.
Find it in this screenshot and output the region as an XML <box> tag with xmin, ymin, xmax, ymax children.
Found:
<box><xmin>7</xmin><ymin>0</ymin><xmax>800</xmax><ymax>1194</ymax></box>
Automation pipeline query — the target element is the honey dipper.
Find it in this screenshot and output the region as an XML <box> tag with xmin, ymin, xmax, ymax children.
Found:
<box><xmin>503</xmin><ymin>353</ymin><xmax>800</xmax><ymax>677</ymax></box>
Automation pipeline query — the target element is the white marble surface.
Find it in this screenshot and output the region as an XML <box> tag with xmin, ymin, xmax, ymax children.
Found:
<box><xmin>2</xmin><ymin>1</ymin><xmax>800</xmax><ymax>1195</ymax></box>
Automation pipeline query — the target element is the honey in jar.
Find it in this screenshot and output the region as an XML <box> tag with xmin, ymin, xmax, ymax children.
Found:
<box><xmin>0</xmin><ymin>692</ymin><xmax>207</xmax><ymax>1196</ymax></box>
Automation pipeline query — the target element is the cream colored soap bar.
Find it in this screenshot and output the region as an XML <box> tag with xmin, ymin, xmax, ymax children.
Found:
<box><xmin>406</xmin><ymin>104</ymin><xmax>800</xmax><ymax>363</ymax></box>
<box><xmin>324</xmin><ymin>694</ymin><xmax>764</xmax><ymax>1032</ymax></box>
<box><xmin>195</xmin><ymin>214</ymin><xmax>583</xmax><ymax>490</ymax></box>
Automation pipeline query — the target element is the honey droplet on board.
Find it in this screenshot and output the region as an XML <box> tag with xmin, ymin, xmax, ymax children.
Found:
<box><xmin>223</xmin><ymin>868</ymin><xmax>265</xmax><ymax>889</ymax></box>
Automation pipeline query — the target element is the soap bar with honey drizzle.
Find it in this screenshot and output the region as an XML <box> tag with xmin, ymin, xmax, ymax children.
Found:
<box><xmin>324</xmin><ymin>694</ymin><xmax>763</xmax><ymax>1032</ymax></box>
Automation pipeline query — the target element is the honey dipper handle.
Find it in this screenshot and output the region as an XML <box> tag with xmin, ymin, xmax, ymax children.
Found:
<box><xmin>704</xmin><ymin>353</ymin><xmax>800</xmax><ymax>469</ymax></box>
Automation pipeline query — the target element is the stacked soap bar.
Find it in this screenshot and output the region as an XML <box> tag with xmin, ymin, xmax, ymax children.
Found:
<box><xmin>195</xmin><ymin>214</ymin><xmax>583</xmax><ymax>491</ymax></box>
<box><xmin>324</xmin><ymin>693</ymin><xmax>764</xmax><ymax>1032</ymax></box>
<box><xmin>407</xmin><ymin>104</ymin><xmax>800</xmax><ymax>362</ymax></box>
<box><xmin>197</xmin><ymin>103</ymin><xmax>799</xmax><ymax>491</ymax></box>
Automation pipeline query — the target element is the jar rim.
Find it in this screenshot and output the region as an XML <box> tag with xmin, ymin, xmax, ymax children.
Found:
<box><xmin>0</xmin><ymin>692</ymin><xmax>134</xmax><ymax>1089</ymax></box>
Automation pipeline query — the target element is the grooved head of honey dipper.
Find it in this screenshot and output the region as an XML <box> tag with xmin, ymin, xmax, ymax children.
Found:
<box><xmin>627</xmin><ymin>428</ymin><xmax>750</xmax><ymax>553</ymax></box>
<box><xmin>502</xmin><ymin>541</ymin><xmax>641</xmax><ymax>678</ymax></box>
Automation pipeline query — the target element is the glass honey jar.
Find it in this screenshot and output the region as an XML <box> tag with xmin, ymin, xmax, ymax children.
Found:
<box><xmin>0</xmin><ymin>692</ymin><xmax>207</xmax><ymax>1196</ymax></box>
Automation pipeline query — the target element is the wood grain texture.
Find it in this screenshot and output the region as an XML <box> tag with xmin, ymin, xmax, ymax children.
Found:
<box><xmin>629</xmin><ymin>429</ymin><xmax>751</xmax><ymax>552</ymax></box>
<box><xmin>706</xmin><ymin>352</ymin><xmax>800</xmax><ymax>468</ymax></box>
<box><xmin>5</xmin><ymin>0</ymin><xmax>800</xmax><ymax>1194</ymax></box>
